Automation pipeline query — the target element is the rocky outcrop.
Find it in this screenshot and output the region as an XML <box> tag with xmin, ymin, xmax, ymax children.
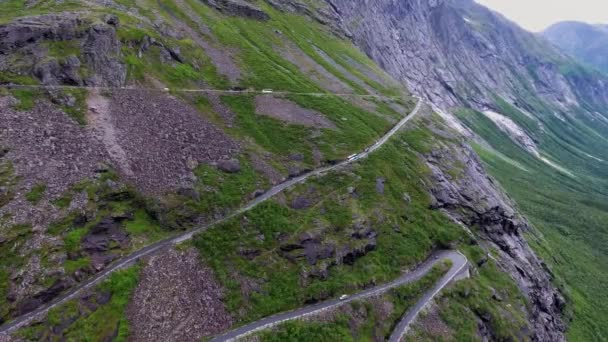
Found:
<box><xmin>202</xmin><ymin>0</ymin><xmax>270</xmax><ymax>20</ymax></box>
<box><xmin>424</xmin><ymin>142</ymin><xmax>566</xmax><ymax>341</ymax></box>
<box><xmin>217</xmin><ymin>159</ymin><xmax>241</xmax><ymax>173</ymax></box>
<box><xmin>0</xmin><ymin>13</ymin><xmax>126</xmax><ymax>86</ymax></box>
<box><xmin>279</xmin><ymin>225</ymin><xmax>377</xmax><ymax>280</ymax></box>
<box><xmin>265</xmin><ymin>0</ymin><xmax>347</xmax><ymax>38</ymax></box>
<box><xmin>80</xmin><ymin>216</ymin><xmax>131</xmax><ymax>271</ymax></box>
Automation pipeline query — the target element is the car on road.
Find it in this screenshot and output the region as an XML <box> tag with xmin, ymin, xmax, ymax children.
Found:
<box><xmin>339</xmin><ymin>294</ymin><xmax>349</xmax><ymax>301</ymax></box>
<box><xmin>262</xmin><ymin>89</ymin><xmax>273</xmax><ymax>94</ymax></box>
<box><xmin>347</xmin><ymin>154</ymin><xmax>357</xmax><ymax>161</ymax></box>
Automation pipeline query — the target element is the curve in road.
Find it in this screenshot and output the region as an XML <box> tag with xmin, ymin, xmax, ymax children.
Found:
<box><xmin>388</xmin><ymin>251</ymin><xmax>469</xmax><ymax>342</ymax></box>
<box><xmin>0</xmin><ymin>99</ymin><xmax>422</xmax><ymax>335</ymax></box>
<box><xmin>209</xmin><ymin>250</ymin><xmax>468</xmax><ymax>342</ymax></box>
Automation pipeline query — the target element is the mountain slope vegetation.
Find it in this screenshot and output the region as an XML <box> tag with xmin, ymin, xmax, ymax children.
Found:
<box><xmin>0</xmin><ymin>0</ymin><xmax>606</xmax><ymax>341</ymax></box>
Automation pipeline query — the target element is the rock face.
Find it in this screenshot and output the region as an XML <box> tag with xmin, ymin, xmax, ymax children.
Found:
<box><xmin>279</xmin><ymin>225</ymin><xmax>377</xmax><ymax>280</ymax></box>
<box><xmin>217</xmin><ymin>159</ymin><xmax>241</xmax><ymax>173</ymax></box>
<box><xmin>425</xmin><ymin>142</ymin><xmax>566</xmax><ymax>341</ymax></box>
<box><xmin>0</xmin><ymin>13</ymin><xmax>126</xmax><ymax>86</ymax></box>
<box><xmin>322</xmin><ymin>0</ymin><xmax>608</xmax><ymax>112</ymax></box>
<box><xmin>201</xmin><ymin>0</ymin><xmax>270</xmax><ymax>20</ymax></box>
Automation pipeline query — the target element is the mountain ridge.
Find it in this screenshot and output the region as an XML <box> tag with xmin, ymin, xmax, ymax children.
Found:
<box><xmin>543</xmin><ymin>20</ymin><xmax>608</xmax><ymax>75</ymax></box>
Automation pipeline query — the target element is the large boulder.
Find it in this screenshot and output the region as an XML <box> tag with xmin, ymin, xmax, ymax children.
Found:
<box><xmin>0</xmin><ymin>13</ymin><xmax>127</xmax><ymax>87</ymax></box>
<box><xmin>217</xmin><ymin>159</ymin><xmax>241</xmax><ymax>173</ymax></box>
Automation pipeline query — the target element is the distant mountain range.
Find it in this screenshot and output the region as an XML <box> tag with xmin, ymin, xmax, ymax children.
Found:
<box><xmin>543</xmin><ymin>21</ymin><xmax>608</xmax><ymax>74</ymax></box>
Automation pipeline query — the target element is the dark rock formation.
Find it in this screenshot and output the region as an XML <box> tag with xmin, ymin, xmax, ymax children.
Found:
<box><xmin>375</xmin><ymin>177</ymin><xmax>385</xmax><ymax>194</ymax></box>
<box><xmin>81</xmin><ymin>217</ymin><xmax>130</xmax><ymax>269</ymax></box>
<box><xmin>265</xmin><ymin>0</ymin><xmax>347</xmax><ymax>38</ymax></box>
<box><xmin>202</xmin><ymin>0</ymin><xmax>270</xmax><ymax>20</ymax></box>
<box><xmin>279</xmin><ymin>226</ymin><xmax>377</xmax><ymax>279</ymax></box>
<box><xmin>217</xmin><ymin>159</ymin><xmax>241</xmax><ymax>173</ymax></box>
<box><xmin>0</xmin><ymin>13</ymin><xmax>126</xmax><ymax>86</ymax></box>
<box><xmin>289</xmin><ymin>196</ymin><xmax>311</xmax><ymax>210</ymax></box>
<box><xmin>16</xmin><ymin>278</ymin><xmax>75</xmax><ymax>316</ymax></box>
<box><xmin>425</xmin><ymin>142</ymin><xmax>566</xmax><ymax>341</ymax></box>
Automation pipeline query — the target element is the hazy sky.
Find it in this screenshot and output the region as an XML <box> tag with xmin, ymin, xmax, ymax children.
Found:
<box><xmin>476</xmin><ymin>0</ymin><xmax>608</xmax><ymax>32</ymax></box>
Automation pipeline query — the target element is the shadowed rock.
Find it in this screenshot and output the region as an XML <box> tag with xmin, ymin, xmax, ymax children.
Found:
<box><xmin>217</xmin><ymin>159</ymin><xmax>241</xmax><ymax>173</ymax></box>
<box><xmin>201</xmin><ymin>0</ymin><xmax>269</xmax><ymax>20</ymax></box>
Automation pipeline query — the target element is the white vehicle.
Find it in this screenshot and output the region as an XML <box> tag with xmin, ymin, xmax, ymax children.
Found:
<box><xmin>163</xmin><ymin>87</ymin><xmax>170</xmax><ymax>92</ymax></box>
<box><xmin>261</xmin><ymin>89</ymin><xmax>273</xmax><ymax>94</ymax></box>
<box><xmin>347</xmin><ymin>154</ymin><xmax>357</xmax><ymax>161</ymax></box>
<box><xmin>339</xmin><ymin>294</ymin><xmax>349</xmax><ymax>301</ymax></box>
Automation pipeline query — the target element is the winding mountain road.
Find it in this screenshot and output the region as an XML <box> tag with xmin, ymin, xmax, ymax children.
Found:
<box><xmin>0</xmin><ymin>98</ymin><xmax>422</xmax><ymax>335</ymax></box>
<box><xmin>209</xmin><ymin>250</ymin><xmax>468</xmax><ymax>342</ymax></box>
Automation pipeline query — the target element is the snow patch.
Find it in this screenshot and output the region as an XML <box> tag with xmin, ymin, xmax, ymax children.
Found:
<box><xmin>540</xmin><ymin>157</ymin><xmax>576</xmax><ymax>178</ymax></box>
<box><xmin>482</xmin><ymin>111</ymin><xmax>540</xmax><ymax>157</ymax></box>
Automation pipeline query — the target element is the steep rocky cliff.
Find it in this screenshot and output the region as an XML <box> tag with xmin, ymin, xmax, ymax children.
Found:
<box><xmin>425</xmin><ymin>140</ymin><xmax>566</xmax><ymax>341</ymax></box>
<box><xmin>318</xmin><ymin>0</ymin><xmax>608</xmax><ymax>113</ymax></box>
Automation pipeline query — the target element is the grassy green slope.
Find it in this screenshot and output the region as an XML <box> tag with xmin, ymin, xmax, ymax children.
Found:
<box><xmin>456</xmin><ymin>102</ymin><xmax>608</xmax><ymax>341</ymax></box>
<box><xmin>193</xmin><ymin>125</ymin><xmax>465</xmax><ymax>324</ymax></box>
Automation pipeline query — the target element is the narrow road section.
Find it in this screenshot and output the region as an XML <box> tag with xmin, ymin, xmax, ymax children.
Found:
<box><xmin>388</xmin><ymin>252</ymin><xmax>469</xmax><ymax>342</ymax></box>
<box><xmin>210</xmin><ymin>250</ymin><xmax>468</xmax><ymax>342</ymax></box>
<box><xmin>0</xmin><ymin>98</ymin><xmax>422</xmax><ymax>335</ymax></box>
<box><xmin>1</xmin><ymin>84</ymin><xmax>402</xmax><ymax>100</ymax></box>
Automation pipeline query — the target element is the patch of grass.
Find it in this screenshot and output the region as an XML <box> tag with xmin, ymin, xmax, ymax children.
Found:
<box><xmin>0</xmin><ymin>269</ymin><xmax>10</xmax><ymax>320</ymax></box>
<box><xmin>52</xmin><ymin>193</ymin><xmax>73</xmax><ymax>209</ymax></box>
<box><xmin>17</xmin><ymin>266</ymin><xmax>141</xmax><ymax>341</ymax></box>
<box><xmin>25</xmin><ymin>183</ymin><xmax>47</xmax><ymax>204</ymax></box>
<box><xmin>193</xmin><ymin>157</ymin><xmax>267</xmax><ymax>212</ymax></box>
<box><xmin>64</xmin><ymin>227</ymin><xmax>88</xmax><ymax>253</ymax></box>
<box><xmin>0</xmin><ymin>0</ymin><xmax>86</xmax><ymax>24</ymax></box>
<box><xmin>221</xmin><ymin>95</ymin><xmax>317</xmax><ymax>161</ymax></box>
<box><xmin>9</xmin><ymin>89</ymin><xmax>39</xmax><ymax>111</ymax></box>
<box><xmin>124</xmin><ymin>54</ymin><xmax>146</xmax><ymax>81</ymax></box>
<box><xmin>60</xmin><ymin>88</ymin><xmax>88</xmax><ymax>125</ymax></box>
<box><xmin>0</xmin><ymin>161</ymin><xmax>17</xmax><ymax>208</ymax></box>
<box><xmin>64</xmin><ymin>257</ymin><xmax>91</xmax><ymax>273</ymax></box>
<box><xmin>0</xmin><ymin>72</ymin><xmax>38</xmax><ymax>85</ymax></box>
<box><xmin>124</xmin><ymin>209</ymin><xmax>168</xmax><ymax>248</ymax></box>
<box><xmin>0</xmin><ymin>224</ymin><xmax>31</xmax><ymax>321</ymax></box>
<box><xmin>44</xmin><ymin>40</ymin><xmax>81</xmax><ymax>60</ymax></box>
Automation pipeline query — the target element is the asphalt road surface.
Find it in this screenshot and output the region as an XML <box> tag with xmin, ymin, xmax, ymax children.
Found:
<box><xmin>0</xmin><ymin>98</ymin><xmax>422</xmax><ymax>335</ymax></box>
<box><xmin>210</xmin><ymin>250</ymin><xmax>468</xmax><ymax>342</ymax></box>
